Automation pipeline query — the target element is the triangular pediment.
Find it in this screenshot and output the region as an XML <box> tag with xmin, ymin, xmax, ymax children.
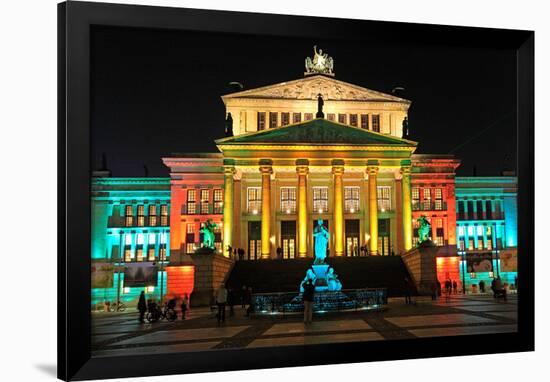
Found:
<box><xmin>216</xmin><ymin>118</ymin><xmax>417</xmax><ymax>147</ymax></box>
<box><xmin>221</xmin><ymin>75</ymin><xmax>410</xmax><ymax>103</ymax></box>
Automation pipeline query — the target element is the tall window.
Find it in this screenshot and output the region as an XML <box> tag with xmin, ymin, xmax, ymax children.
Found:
<box><xmin>467</xmin><ymin>201</ymin><xmax>475</xmax><ymax>220</ymax></box>
<box><xmin>349</xmin><ymin>114</ymin><xmax>358</xmax><ymax>127</ymax></box>
<box><xmin>137</xmin><ymin>205</ymin><xmax>145</xmax><ymax>227</ymax></box>
<box><xmin>327</xmin><ymin>113</ymin><xmax>335</xmax><ymax>121</ymax></box>
<box><xmin>377</xmin><ymin>186</ymin><xmax>391</xmax><ymax>212</ymax></box>
<box><xmin>360</xmin><ymin>114</ymin><xmax>369</xmax><ymax>129</ymax></box>
<box><xmin>495</xmin><ymin>200</ymin><xmax>502</xmax><ymax>219</ymax></box>
<box><xmin>213</xmin><ymin>189</ymin><xmax>223</xmax><ymax>214</ymax></box>
<box><xmin>423</xmin><ymin>188</ymin><xmax>431</xmax><ymax>210</ymax></box>
<box><xmin>313</xmin><ymin>187</ymin><xmax>328</xmax><ymax>213</ymax></box>
<box><xmin>247</xmin><ymin>187</ymin><xmax>261</xmax><ymax>214</ymax></box>
<box><xmin>485</xmin><ymin>200</ymin><xmax>493</xmax><ymax>220</ymax></box>
<box><xmin>186</xmin><ymin>223</ymin><xmax>195</xmax><ymax>254</ymax></box>
<box><xmin>338</xmin><ymin>114</ymin><xmax>347</xmax><ymax>124</ymax></box>
<box><xmin>187</xmin><ymin>189</ymin><xmax>196</xmax><ymax>214</ymax></box>
<box><xmin>148</xmin><ymin>205</ymin><xmax>157</xmax><ymax>226</ymax></box>
<box><xmin>200</xmin><ymin>189</ymin><xmax>210</xmax><ymax>214</ymax></box>
<box><xmin>280</xmin><ymin>187</ymin><xmax>296</xmax><ymax>214</ymax></box>
<box><xmin>486</xmin><ymin>225</ymin><xmax>493</xmax><ymax>250</ymax></box>
<box><xmin>372</xmin><ymin>114</ymin><xmax>380</xmax><ymax>132</ymax></box>
<box><xmin>147</xmin><ymin>233</ymin><xmax>156</xmax><ymax>261</ymax></box>
<box><xmin>124</xmin><ymin>205</ymin><xmax>133</xmax><ymax>227</ymax></box>
<box><xmin>257</xmin><ymin>112</ymin><xmax>266</xmax><ymax>130</ymax></box>
<box><xmin>281</xmin><ymin>112</ymin><xmax>290</xmax><ymax>126</ymax></box>
<box><xmin>124</xmin><ymin>234</ymin><xmax>132</xmax><ymax>261</ymax></box>
<box><xmin>269</xmin><ymin>112</ymin><xmax>278</xmax><ymax>128</ymax></box>
<box><xmin>304</xmin><ymin>113</ymin><xmax>313</xmax><ymax>121</ymax></box>
<box><xmin>344</xmin><ymin>186</ymin><xmax>360</xmax><ymax>213</ymax></box>
<box><xmin>476</xmin><ymin>200</ymin><xmax>484</xmax><ymax>219</ymax></box>
<box><xmin>136</xmin><ymin>233</ymin><xmax>144</xmax><ymax>261</ymax></box>
<box><xmin>412</xmin><ymin>187</ymin><xmax>420</xmax><ymax>210</ymax></box>
<box><xmin>159</xmin><ymin>233</ymin><xmax>167</xmax><ymax>260</ymax></box>
<box><xmin>434</xmin><ymin>188</ymin><xmax>443</xmax><ymax>210</ymax></box>
<box><xmin>457</xmin><ymin>200</ymin><xmax>465</xmax><ymax>220</ymax></box>
<box><xmin>434</xmin><ymin>218</ymin><xmax>444</xmax><ymax>246</ymax></box>
<box><xmin>160</xmin><ymin>204</ymin><xmax>168</xmax><ymax>226</ymax></box>
<box><xmin>293</xmin><ymin>112</ymin><xmax>301</xmax><ymax>123</ymax></box>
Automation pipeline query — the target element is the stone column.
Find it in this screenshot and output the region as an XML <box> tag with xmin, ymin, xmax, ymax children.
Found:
<box><xmin>367</xmin><ymin>163</ymin><xmax>379</xmax><ymax>255</ymax></box>
<box><xmin>332</xmin><ymin>160</ymin><xmax>345</xmax><ymax>256</ymax></box>
<box><xmin>296</xmin><ymin>159</ymin><xmax>309</xmax><ymax>258</ymax></box>
<box><xmin>260</xmin><ymin>160</ymin><xmax>273</xmax><ymax>259</ymax></box>
<box><xmin>401</xmin><ymin>165</ymin><xmax>413</xmax><ymax>251</ymax></box>
<box><xmin>223</xmin><ymin>165</ymin><xmax>236</xmax><ymax>257</ymax></box>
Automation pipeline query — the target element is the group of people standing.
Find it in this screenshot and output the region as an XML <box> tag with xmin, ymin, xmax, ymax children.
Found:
<box><xmin>137</xmin><ymin>291</ymin><xmax>189</xmax><ymax>323</ymax></box>
<box><xmin>214</xmin><ymin>284</ymin><xmax>253</xmax><ymax>325</ymax></box>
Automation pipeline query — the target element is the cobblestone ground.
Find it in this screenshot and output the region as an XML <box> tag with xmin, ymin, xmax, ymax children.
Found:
<box><xmin>91</xmin><ymin>293</ymin><xmax>517</xmax><ymax>357</ymax></box>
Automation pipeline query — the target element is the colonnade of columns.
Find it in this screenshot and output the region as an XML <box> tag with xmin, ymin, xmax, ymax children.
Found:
<box><xmin>222</xmin><ymin>159</ymin><xmax>413</xmax><ymax>258</ymax></box>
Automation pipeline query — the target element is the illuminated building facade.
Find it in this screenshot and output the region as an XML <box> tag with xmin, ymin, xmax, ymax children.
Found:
<box><xmin>455</xmin><ymin>176</ymin><xmax>518</xmax><ymax>291</ymax></box>
<box><xmin>90</xmin><ymin>52</ymin><xmax>519</xmax><ymax>306</ymax></box>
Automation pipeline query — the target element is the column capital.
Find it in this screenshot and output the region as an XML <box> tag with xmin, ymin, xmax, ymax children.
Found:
<box><xmin>260</xmin><ymin>165</ymin><xmax>273</xmax><ymax>175</ymax></box>
<box><xmin>296</xmin><ymin>165</ymin><xmax>309</xmax><ymax>176</ymax></box>
<box><xmin>400</xmin><ymin>165</ymin><xmax>412</xmax><ymax>176</ymax></box>
<box><xmin>295</xmin><ymin>158</ymin><xmax>310</xmax><ymax>167</ymax></box>
<box><xmin>223</xmin><ymin>166</ymin><xmax>236</xmax><ymax>176</ymax></box>
<box><xmin>366</xmin><ymin>165</ymin><xmax>379</xmax><ymax>176</ymax></box>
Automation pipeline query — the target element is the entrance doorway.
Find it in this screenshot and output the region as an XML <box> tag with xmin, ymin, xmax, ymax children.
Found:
<box><xmin>248</xmin><ymin>221</ymin><xmax>261</xmax><ymax>260</ymax></box>
<box><xmin>280</xmin><ymin>220</ymin><xmax>296</xmax><ymax>259</ymax></box>
<box><xmin>378</xmin><ymin>218</ymin><xmax>391</xmax><ymax>256</ymax></box>
<box><xmin>345</xmin><ymin>219</ymin><xmax>360</xmax><ymax>257</ymax></box>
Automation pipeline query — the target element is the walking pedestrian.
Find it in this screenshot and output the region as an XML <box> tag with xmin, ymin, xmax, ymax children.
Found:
<box><xmin>302</xmin><ymin>279</ymin><xmax>315</xmax><ymax>324</ymax></box>
<box><xmin>181</xmin><ymin>293</ymin><xmax>189</xmax><ymax>320</ymax></box>
<box><xmin>216</xmin><ymin>283</ymin><xmax>228</xmax><ymax>325</ymax></box>
<box><xmin>452</xmin><ymin>280</ymin><xmax>458</xmax><ymax>294</ymax></box>
<box><xmin>137</xmin><ymin>291</ymin><xmax>147</xmax><ymax>323</ymax></box>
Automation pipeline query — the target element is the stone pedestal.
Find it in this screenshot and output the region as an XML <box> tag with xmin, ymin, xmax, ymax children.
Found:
<box><xmin>401</xmin><ymin>241</ymin><xmax>438</xmax><ymax>295</ymax></box>
<box><xmin>184</xmin><ymin>253</ymin><xmax>234</xmax><ymax>307</ymax></box>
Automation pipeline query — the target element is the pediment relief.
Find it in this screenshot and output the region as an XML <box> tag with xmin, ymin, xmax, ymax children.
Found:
<box><xmin>223</xmin><ymin>76</ymin><xmax>409</xmax><ymax>103</ymax></box>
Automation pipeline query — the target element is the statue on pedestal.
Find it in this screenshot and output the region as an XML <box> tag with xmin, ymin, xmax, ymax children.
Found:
<box><xmin>417</xmin><ymin>215</ymin><xmax>431</xmax><ymax>244</ymax></box>
<box><xmin>313</xmin><ymin>219</ymin><xmax>329</xmax><ymax>264</ymax></box>
<box><xmin>200</xmin><ymin>219</ymin><xmax>218</xmax><ymax>249</ymax></box>
<box><xmin>327</xmin><ymin>267</ymin><xmax>342</xmax><ymax>291</ymax></box>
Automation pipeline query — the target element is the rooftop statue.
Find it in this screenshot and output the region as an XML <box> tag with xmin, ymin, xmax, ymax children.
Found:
<box><xmin>313</xmin><ymin>219</ymin><xmax>329</xmax><ymax>264</ymax></box>
<box><xmin>305</xmin><ymin>45</ymin><xmax>334</xmax><ymax>76</ymax></box>
<box><xmin>200</xmin><ymin>219</ymin><xmax>218</xmax><ymax>250</ymax></box>
<box><xmin>417</xmin><ymin>215</ymin><xmax>431</xmax><ymax>244</ymax></box>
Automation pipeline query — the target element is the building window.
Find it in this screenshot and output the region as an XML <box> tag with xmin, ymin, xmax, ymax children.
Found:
<box><xmin>313</xmin><ymin>187</ymin><xmax>328</xmax><ymax>213</ymax></box>
<box><xmin>257</xmin><ymin>112</ymin><xmax>266</xmax><ymax>130</ymax></box>
<box><xmin>281</xmin><ymin>112</ymin><xmax>290</xmax><ymax>126</ymax></box>
<box><xmin>360</xmin><ymin>114</ymin><xmax>369</xmax><ymax>129</ymax></box>
<box><xmin>124</xmin><ymin>205</ymin><xmax>133</xmax><ymax>227</ymax></box>
<box><xmin>468</xmin><ymin>239</ymin><xmax>474</xmax><ymax>251</ymax></box>
<box><xmin>159</xmin><ymin>233</ymin><xmax>167</xmax><ymax>260</ymax></box>
<box><xmin>185</xmin><ymin>223</ymin><xmax>195</xmax><ymax>254</ymax></box>
<box><xmin>459</xmin><ymin>238</ymin><xmax>465</xmax><ymax>251</ymax></box>
<box><xmin>213</xmin><ymin>189</ymin><xmax>223</xmax><ymax>214</ymax></box>
<box><xmin>457</xmin><ymin>200</ymin><xmax>465</xmax><ymax>220</ymax></box>
<box><xmin>412</xmin><ymin>187</ymin><xmax>420</xmax><ymax>210</ymax></box>
<box><xmin>160</xmin><ymin>204</ymin><xmax>168</xmax><ymax>226</ymax></box>
<box><xmin>187</xmin><ymin>189</ymin><xmax>196</xmax><ymax>214</ymax></box>
<box><xmin>293</xmin><ymin>112</ymin><xmax>301</xmax><ymax>124</ymax></box>
<box><xmin>495</xmin><ymin>200</ymin><xmax>503</xmax><ymax>219</ymax></box>
<box><xmin>476</xmin><ymin>200</ymin><xmax>484</xmax><ymax>219</ymax></box>
<box><xmin>377</xmin><ymin>186</ymin><xmax>391</xmax><ymax>212</ymax></box>
<box><xmin>137</xmin><ymin>205</ymin><xmax>145</xmax><ymax>227</ymax></box>
<box><xmin>269</xmin><ymin>112</ymin><xmax>278</xmax><ymax>128</ymax></box>
<box><xmin>304</xmin><ymin>113</ymin><xmax>313</xmax><ymax>121</ymax></box>
<box><xmin>338</xmin><ymin>114</ymin><xmax>347</xmax><ymax>124</ymax></box>
<box><xmin>280</xmin><ymin>187</ymin><xmax>296</xmax><ymax>214</ymax></box>
<box><xmin>423</xmin><ymin>188</ymin><xmax>431</xmax><ymax>210</ymax></box>
<box><xmin>372</xmin><ymin>114</ymin><xmax>380</xmax><ymax>132</ymax></box>
<box><xmin>434</xmin><ymin>188</ymin><xmax>443</xmax><ymax>210</ymax></box>
<box><xmin>327</xmin><ymin>113</ymin><xmax>335</xmax><ymax>121</ymax></box>
<box><xmin>485</xmin><ymin>200</ymin><xmax>493</xmax><ymax>220</ymax></box>
<box><xmin>467</xmin><ymin>201</ymin><xmax>475</xmax><ymax>220</ymax></box>
<box><xmin>200</xmin><ymin>189</ymin><xmax>210</xmax><ymax>214</ymax></box>
<box><xmin>136</xmin><ymin>233</ymin><xmax>144</xmax><ymax>261</ymax></box>
<box><xmin>147</xmin><ymin>233</ymin><xmax>156</xmax><ymax>261</ymax></box>
<box><xmin>435</xmin><ymin>218</ymin><xmax>444</xmax><ymax>246</ymax></box>
<box><xmin>124</xmin><ymin>234</ymin><xmax>132</xmax><ymax>262</ymax></box>
<box><xmin>148</xmin><ymin>205</ymin><xmax>157</xmax><ymax>226</ymax></box>
<box><xmin>247</xmin><ymin>187</ymin><xmax>261</xmax><ymax>214</ymax></box>
<box><xmin>344</xmin><ymin>186</ymin><xmax>360</xmax><ymax>213</ymax></box>
<box><xmin>349</xmin><ymin>114</ymin><xmax>358</xmax><ymax>127</ymax></box>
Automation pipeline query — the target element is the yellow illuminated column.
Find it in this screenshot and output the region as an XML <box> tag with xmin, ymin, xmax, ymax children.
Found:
<box><xmin>260</xmin><ymin>163</ymin><xmax>273</xmax><ymax>259</ymax></box>
<box><xmin>332</xmin><ymin>161</ymin><xmax>345</xmax><ymax>256</ymax></box>
<box><xmin>401</xmin><ymin>166</ymin><xmax>413</xmax><ymax>251</ymax></box>
<box><xmin>367</xmin><ymin>165</ymin><xmax>379</xmax><ymax>255</ymax></box>
<box><xmin>223</xmin><ymin>166</ymin><xmax>235</xmax><ymax>257</ymax></box>
<box><xmin>296</xmin><ymin>161</ymin><xmax>309</xmax><ymax>258</ymax></box>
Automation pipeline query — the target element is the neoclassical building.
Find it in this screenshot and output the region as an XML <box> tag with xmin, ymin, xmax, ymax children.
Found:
<box><xmin>90</xmin><ymin>49</ymin><xmax>518</xmax><ymax>307</ymax></box>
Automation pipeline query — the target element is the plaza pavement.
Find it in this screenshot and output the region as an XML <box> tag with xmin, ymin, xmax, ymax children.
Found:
<box><xmin>91</xmin><ymin>293</ymin><xmax>517</xmax><ymax>357</ymax></box>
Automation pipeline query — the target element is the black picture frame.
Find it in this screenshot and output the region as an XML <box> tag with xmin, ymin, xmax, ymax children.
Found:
<box><xmin>58</xmin><ymin>1</ymin><xmax>534</xmax><ymax>380</ymax></box>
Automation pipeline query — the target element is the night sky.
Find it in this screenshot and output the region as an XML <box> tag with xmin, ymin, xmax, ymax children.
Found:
<box><xmin>91</xmin><ymin>26</ymin><xmax>517</xmax><ymax>177</ymax></box>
